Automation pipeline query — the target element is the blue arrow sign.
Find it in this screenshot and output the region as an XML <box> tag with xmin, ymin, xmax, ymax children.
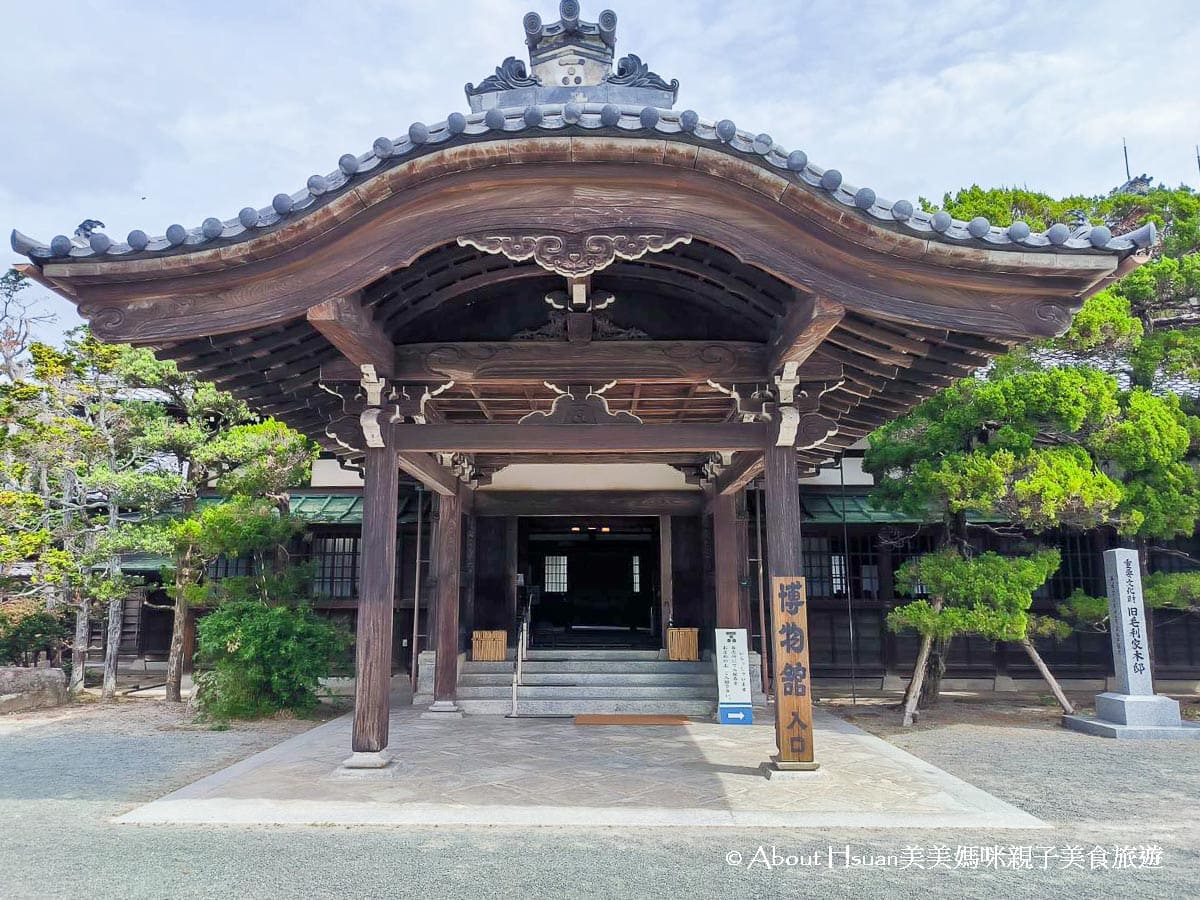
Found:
<box><xmin>718</xmin><ymin>704</ymin><xmax>754</xmax><ymax>725</ymax></box>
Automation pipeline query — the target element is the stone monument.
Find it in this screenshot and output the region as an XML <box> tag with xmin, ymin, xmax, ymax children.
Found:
<box><xmin>1063</xmin><ymin>548</ymin><xmax>1200</xmax><ymax>739</ymax></box>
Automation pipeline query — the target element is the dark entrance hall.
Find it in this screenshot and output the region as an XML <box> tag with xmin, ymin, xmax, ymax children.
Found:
<box><xmin>524</xmin><ymin>517</ymin><xmax>660</xmax><ymax>649</ymax></box>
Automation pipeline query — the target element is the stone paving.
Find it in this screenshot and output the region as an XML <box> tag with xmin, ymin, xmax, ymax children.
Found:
<box><xmin>116</xmin><ymin>705</ymin><xmax>1041</xmax><ymax>829</ymax></box>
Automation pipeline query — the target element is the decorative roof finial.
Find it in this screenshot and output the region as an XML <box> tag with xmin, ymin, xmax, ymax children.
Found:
<box><xmin>465</xmin><ymin>5</ymin><xmax>677</xmax><ymax>111</ymax></box>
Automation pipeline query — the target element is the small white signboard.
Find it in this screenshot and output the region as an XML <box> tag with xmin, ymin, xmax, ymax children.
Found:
<box><xmin>715</xmin><ymin>628</ymin><xmax>753</xmax><ymax>725</ymax></box>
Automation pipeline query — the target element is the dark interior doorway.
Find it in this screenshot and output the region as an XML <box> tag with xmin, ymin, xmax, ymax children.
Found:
<box><xmin>523</xmin><ymin>517</ymin><xmax>660</xmax><ymax>649</ymax></box>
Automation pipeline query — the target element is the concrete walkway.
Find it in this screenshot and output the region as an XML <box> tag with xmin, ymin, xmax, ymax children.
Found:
<box><xmin>116</xmin><ymin>705</ymin><xmax>1042</xmax><ymax>829</ymax></box>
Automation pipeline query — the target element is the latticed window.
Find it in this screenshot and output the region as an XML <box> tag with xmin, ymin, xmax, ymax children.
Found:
<box><xmin>632</xmin><ymin>555</ymin><xmax>641</xmax><ymax>593</ymax></box>
<box><xmin>544</xmin><ymin>555</ymin><xmax>568</xmax><ymax>593</ymax></box>
<box><xmin>802</xmin><ymin>536</ymin><xmax>833</xmax><ymax>598</ymax></box>
<box><xmin>206</xmin><ymin>555</ymin><xmax>255</xmax><ymax>580</ymax></box>
<box><xmin>1033</xmin><ymin>530</ymin><xmax>1106</xmax><ymax>601</ymax></box>
<box><xmin>312</xmin><ymin>534</ymin><xmax>360</xmax><ymax>599</ymax></box>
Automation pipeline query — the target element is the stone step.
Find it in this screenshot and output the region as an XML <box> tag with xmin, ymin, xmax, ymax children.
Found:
<box><xmin>463</xmin><ymin>661</ymin><xmax>516</xmax><ymax>674</ymax></box>
<box><xmin>459</xmin><ymin>671</ymin><xmax>715</xmax><ymax>686</ymax></box>
<box><xmin>524</xmin><ymin>649</ymin><xmax>664</xmax><ymax>661</ymax></box>
<box><xmin>519</xmin><ymin>660</ymin><xmax>713</xmax><ymax>674</ymax></box>
<box><xmin>524</xmin><ymin>684</ymin><xmax>712</xmax><ymax>699</ymax></box>
<box><xmin>457</xmin><ymin>684</ymin><xmax>714</xmax><ymax>700</ymax></box>
<box><xmin>456</xmin><ymin>699</ymin><xmax>514</xmax><ymax>715</ymax></box>
<box><xmin>521</xmin><ymin>672</ymin><xmax>715</xmax><ymax>686</ymax></box>
<box><xmin>514</xmin><ymin>698</ymin><xmax>716</xmax><ymax>716</ymax></box>
<box><xmin>463</xmin><ymin>661</ymin><xmax>713</xmax><ymax>676</ymax></box>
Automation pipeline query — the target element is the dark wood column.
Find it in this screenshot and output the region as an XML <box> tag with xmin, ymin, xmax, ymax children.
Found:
<box><xmin>659</xmin><ymin>514</ymin><xmax>673</xmax><ymax>645</ymax></box>
<box><xmin>504</xmin><ymin>517</ymin><xmax>519</xmax><ymax>630</ymax></box>
<box><xmin>351</xmin><ymin>446</ymin><xmax>399</xmax><ymax>755</ymax></box>
<box><xmin>713</xmin><ymin>491</ymin><xmax>743</xmax><ymax>628</ymax></box>
<box><xmin>763</xmin><ymin>444</ymin><xmax>818</xmax><ymax>769</ymax></box>
<box><xmin>431</xmin><ymin>489</ymin><xmax>463</xmax><ymax>710</ymax></box>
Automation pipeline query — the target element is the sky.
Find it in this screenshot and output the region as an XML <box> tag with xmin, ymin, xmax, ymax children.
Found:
<box><xmin>2</xmin><ymin>0</ymin><xmax>1198</xmax><ymax>344</ymax></box>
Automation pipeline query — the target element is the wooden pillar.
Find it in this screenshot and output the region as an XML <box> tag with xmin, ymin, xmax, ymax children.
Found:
<box><xmin>462</xmin><ymin>511</ymin><xmax>477</xmax><ymax>641</ymax></box>
<box><xmin>764</xmin><ymin>445</ymin><xmax>818</xmax><ymax>770</ymax></box>
<box><xmin>736</xmin><ymin>491</ymin><xmax>752</xmax><ymax>631</ymax></box>
<box><xmin>659</xmin><ymin>514</ymin><xmax>673</xmax><ymax>646</ymax></box>
<box><xmin>714</xmin><ymin>491</ymin><xmax>742</xmax><ymax>628</ymax></box>
<box><xmin>351</xmin><ymin>446</ymin><xmax>399</xmax><ymax>755</ymax></box>
<box><xmin>431</xmin><ymin>489</ymin><xmax>462</xmax><ymax>710</ymax></box>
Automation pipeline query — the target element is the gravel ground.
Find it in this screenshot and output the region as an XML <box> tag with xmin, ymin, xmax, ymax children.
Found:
<box><xmin>1</xmin><ymin>696</ymin><xmax>1198</xmax><ymax>900</ymax></box>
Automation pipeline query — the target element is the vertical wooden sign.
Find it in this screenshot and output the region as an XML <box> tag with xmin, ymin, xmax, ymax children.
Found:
<box><xmin>770</xmin><ymin>575</ymin><xmax>817</xmax><ymax>768</ymax></box>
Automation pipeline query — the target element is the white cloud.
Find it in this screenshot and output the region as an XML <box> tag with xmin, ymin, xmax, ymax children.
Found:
<box><xmin>2</xmin><ymin>0</ymin><xmax>1197</xmax><ymax>341</ymax></box>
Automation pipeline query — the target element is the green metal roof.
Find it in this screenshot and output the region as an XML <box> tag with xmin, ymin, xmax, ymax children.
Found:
<box><xmin>800</xmin><ymin>492</ymin><xmax>928</xmax><ymax>525</ymax></box>
<box><xmin>117</xmin><ymin>552</ymin><xmax>172</xmax><ymax>572</ymax></box>
<box><xmin>289</xmin><ymin>494</ymin><xmax>365</xmax><ymax>525</ymax></box>
<box><xmin>799</xmin><ymin>491</ymin><xmax>1002</xmax><ymax>525</ymax></box>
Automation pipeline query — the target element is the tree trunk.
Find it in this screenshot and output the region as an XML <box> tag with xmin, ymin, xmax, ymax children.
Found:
<box><xmin>100</xmin><ymin>593</ymin><xmax>122</xmax><ymax>701</ymax></box>
<box><xmin>901</xmin><ymin>633</ymin><xmax>934</xmax><ymax>726</ymax></box>
<box><xmin>164</xmin><ymin>570</ymin><xmax>189</xmax><ymax>703</ymax></box>
<box><xmin>901</xmin><ymin>597</ymin><xmax>945</xmax><ymax>726</ymax></box>
<box><xmin>70</xmin><ymin>594</ymin><xmax>88</xmax><ymax>695</ymax></box>
<box><xmin>919</xmin><ymin>639</ymin><xmax>948</xmax><ymax>708</ymax></box>
<box><xmin>1019</xmin><ymin>638</ymin><xmax>1075</xmax><ymax>715</ymax></box>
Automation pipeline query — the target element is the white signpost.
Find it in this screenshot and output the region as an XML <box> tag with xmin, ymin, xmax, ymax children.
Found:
<box><xmin>715</xmin><ymin>628</ymin><xmax>753</xmax><ymax>725</ymax></box>
<box><xmin>1063</xmin><ymin>548</ymin><xmax>1200</xmax><ymax>740</ymax></box>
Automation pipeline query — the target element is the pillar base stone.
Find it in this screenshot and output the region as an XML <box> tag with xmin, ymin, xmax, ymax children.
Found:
<box><xmin>422</xmin><ymin>700</ymin><xmax>464</xmax><ymax>719</ymax></box>
<box><xmin>338</xmin><ymin>750</ymin><xmax>394</xmax><ymax>771</ymax></box>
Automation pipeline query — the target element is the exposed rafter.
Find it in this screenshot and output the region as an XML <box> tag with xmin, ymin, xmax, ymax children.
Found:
<box><xmin>768</xmin><ymin>293</ymin><xmax>845</xmax><ymax>375</ymax></box>
<box><xmin>306</xmin><ymin>293</ymin><xmax>395</xmax><ymax>377</ymax></box>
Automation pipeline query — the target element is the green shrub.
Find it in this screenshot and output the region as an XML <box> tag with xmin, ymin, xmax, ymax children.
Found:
<box><xmin>0</xmin><ymin>601</ymin><xmax>72</xmax><ymax>666</ymax></box>
<box><xmin>194</xmin><ymin>601</ymin><xmax>350</xmax><ymax>719</ymax></box>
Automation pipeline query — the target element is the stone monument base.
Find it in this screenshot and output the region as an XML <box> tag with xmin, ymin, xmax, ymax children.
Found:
<box><xmin>1063</xmin><ymin>692</ymin><xmax>1200</xmax><ymax>740</ymax></box>
<box><xmin>1062</xmin><ymin>714</ymin><xmax>1200</xmax><ymax>740</ymax></box>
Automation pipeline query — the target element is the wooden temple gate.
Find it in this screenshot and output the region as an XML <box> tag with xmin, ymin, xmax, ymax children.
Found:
<box><xmin>14</xmin><ymin>3</ymin><xmax>1151</xmax><ymax>769</ymax></box>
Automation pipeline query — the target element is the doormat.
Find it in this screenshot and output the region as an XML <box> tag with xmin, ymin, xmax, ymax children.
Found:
<box><xmin>573</xmin><ymin>715</ymin><xmax>690</xmax><ymax>726</ymax></box>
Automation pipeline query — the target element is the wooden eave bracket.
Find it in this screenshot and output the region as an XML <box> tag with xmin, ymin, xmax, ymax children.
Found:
<box><xmin>307</xmin><ymin>293</ymin><xmax>395</xmax><ymax>378</ymax></box>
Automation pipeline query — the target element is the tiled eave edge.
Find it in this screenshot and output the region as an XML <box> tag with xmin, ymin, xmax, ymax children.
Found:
<box><xmin>13</xmin><ymin>103</ymin><xmax>1155</xmax><ymax>266</ymax></box>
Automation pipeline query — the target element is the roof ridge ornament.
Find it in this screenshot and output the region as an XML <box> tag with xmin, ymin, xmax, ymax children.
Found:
<box><xmin>465</xmin><ymin>4</ymin><xmax>678</xmax><ymax>110</ymax></box>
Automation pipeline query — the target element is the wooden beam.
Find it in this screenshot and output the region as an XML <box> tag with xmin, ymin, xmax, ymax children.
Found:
<box><xmin>321</xmin><ymin>341</ymin><xmax>847</xmax><ymax>386</ymax></box>
<box><xmin>473</xmin><ymin>490</ymin><xmax>704</xmax><ymax>518</ymax></box>
<box><xmin>768</xmin><ymin>294</ymin><xmax>845</xmax><ymax>374</ymax></box>
<box><xmin>306</xmin><ymin>293</ymin><xmax>395</xmax><ymax>376</ymax></box>
<box><xmin>351</xmin><ymin>446</ymin><xmax>399</xmax><ymax>755</ymax></box>
<box><xmin>387</xmin><ymin>422</ymin><xmax>770</xmax><ymax>453</ymax></box>
<box><xmin>474</xmin><ymin>452</ymin><xmax>709</xmax><ymax>467</ymax></box>
<box><xmin>321</xmin><ymin>340</ymin><xmax>768</xmax><ymax>385</ymax></box>
<box><xmin>715</xmin><ymin>451</ymin><xmax>765</xmax><ymax>496</ymax></box>
<box><xmin>396</xmin><ymin>452</ymin><xmax>459</xmax><ymax>497</ymax></box>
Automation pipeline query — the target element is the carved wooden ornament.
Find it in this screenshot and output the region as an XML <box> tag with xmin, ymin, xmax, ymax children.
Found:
<box><xmin>457</xmin><ymin>231</ymin><xmax>693</xmax><ymax>278</ymax></box>
<box><xmin>519</xmin><ymin>383</ymin><xmax>643</xmax><ymax>425</ymax></box>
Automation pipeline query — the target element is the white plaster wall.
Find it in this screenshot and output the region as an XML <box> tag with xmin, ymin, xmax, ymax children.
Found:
<box><xmin>310</xmin><ymin>458</ymin><xmax>364</xmax><ymax>488</ymax></box>
<box><xmin>803</xmin><ymin>455</ymin><xmax>876</xmax><ymax>488</ymax></box>
<box><xmin>481</xmin><ymin>463</ymin><xmax>699</xmax><ymax>492</ymax></box>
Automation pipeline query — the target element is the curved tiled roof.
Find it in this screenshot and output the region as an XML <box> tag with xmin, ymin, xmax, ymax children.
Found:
<box><xmin>11</xmin><ymin>103</ymin><xmax>1156</xmax><ymax>264</ymax></box>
